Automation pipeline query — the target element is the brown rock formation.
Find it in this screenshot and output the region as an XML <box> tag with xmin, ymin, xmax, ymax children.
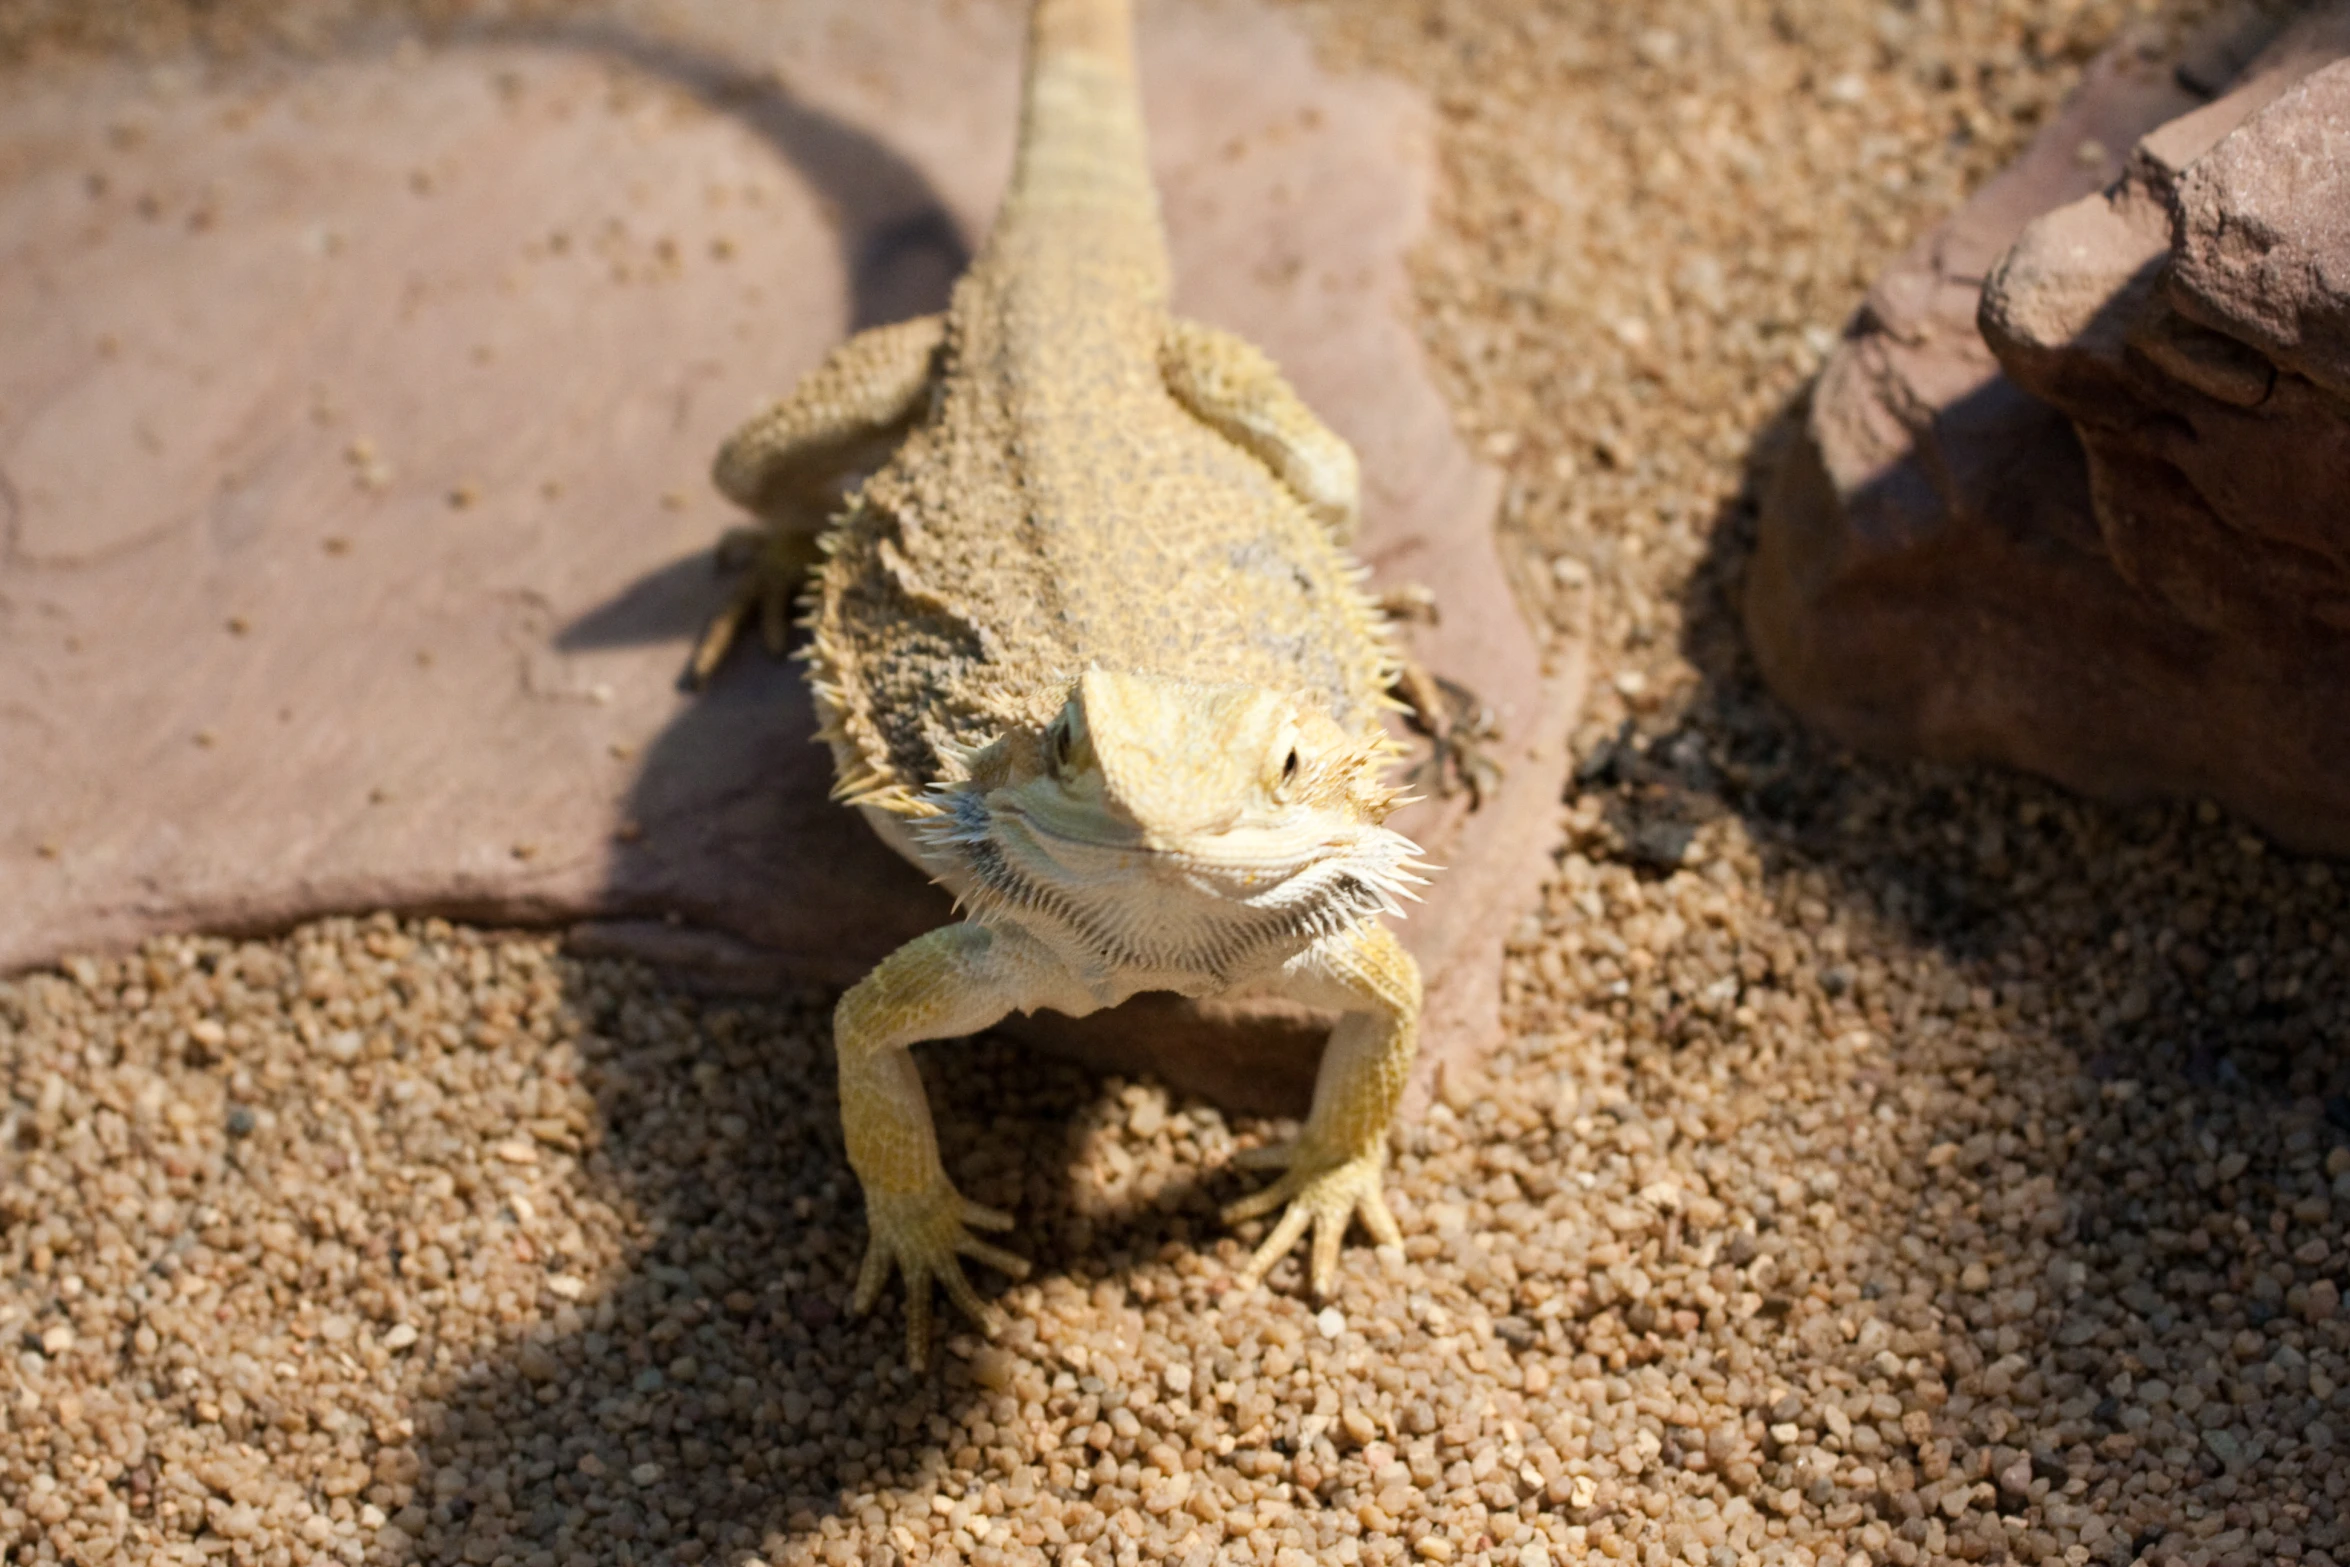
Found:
<box><xmin>1749</xmin><ymin>4</ymin><xmax>2350</xmax><ymax>852</ymax></box>
<box><xmin>0</xmin><ymin>2</ymin><xmax>1583</xmax><ymax>1113</ymax></box>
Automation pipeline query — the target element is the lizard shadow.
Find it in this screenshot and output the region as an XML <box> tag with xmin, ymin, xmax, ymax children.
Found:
<box><xmin>488</xmin><ymin>6</ymin><xmax>967</xmax><ymax>648</ymax></box>
<box><xmin>462</xmin><ymin>13</ymin><xmax>971</xmax><ymax>336</ymax></box>
<box><xmin>391</xmin><ymin>968</ymin><xmax>1277</xmax><ymax>1566</ymax></box>
<box><xmin>509</xmin><ymin>12</ymin><xmax>984</xmax><ymax>1001</ymax></box>
<box><xmin>554</xmin><ymin>550</ymin><xmax>725</xmax><ymax>660</ymax></box>
<box><xmin>505</xmin><ymin>7</ymin><xmax>969</xmax><ymax>668</ymax></box>
<box><xmin>1575</xmin><ymin>384</ymin><xmax>2350</xmax><ymax>1564</ymax></box>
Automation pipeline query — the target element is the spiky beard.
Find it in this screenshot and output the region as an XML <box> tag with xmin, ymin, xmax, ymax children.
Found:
<box><xmin>915</xmin><ymin>789</ymin><xmax>1427</xmax><ymax>987</ymax></box>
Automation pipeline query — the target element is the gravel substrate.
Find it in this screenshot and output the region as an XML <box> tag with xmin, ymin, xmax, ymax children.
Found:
<box><xmin>7</xmin><ymin>1</ymin><xmax>2347</xmax><ymax>1565</ymax></box>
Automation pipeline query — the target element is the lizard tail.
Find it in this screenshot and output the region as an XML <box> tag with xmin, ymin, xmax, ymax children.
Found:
<box><xmin>1007</xmin><ymin>0</ymin><xmax>1163</xmax><ymax>269</ymax></box>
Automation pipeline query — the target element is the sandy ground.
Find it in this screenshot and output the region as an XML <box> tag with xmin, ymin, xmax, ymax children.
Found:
<box><xmin>7</xmin><ymin>1</ymin><xmax>2350</xmax><ymax>1565</ymax></box>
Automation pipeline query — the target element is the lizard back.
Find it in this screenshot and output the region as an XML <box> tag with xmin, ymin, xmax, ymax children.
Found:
<box><xmin>803</xmin><ymin>0</ymin><xmax>1393</xmax><ymax>808</ymax></box>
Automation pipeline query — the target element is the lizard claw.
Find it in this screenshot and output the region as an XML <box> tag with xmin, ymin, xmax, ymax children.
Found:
<box><xmin>689</xmin><ymin>523</ymin><xmax>823</xmax><ymax>687</ymax></box>
<box><xmin>850</xmin><ymin>1183</ymin><xmax>1030</xmax><ymax>1368</ymax></box>
<box><xmin>1222</xmin><ymin>1143</ymin><xmax>1400</xmax><ymax>1296</ymax></box>
<box><xmin>1393</xmin><ymin>663</ymin><xmax>1503</xmax><ymax>808</ymax></box>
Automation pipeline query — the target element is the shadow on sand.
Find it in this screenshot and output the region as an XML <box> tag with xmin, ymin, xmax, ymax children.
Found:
<box><xmin>1545</xmin><ymin>388</ymin><xmax>2350</xmax><ymax>1564</ymax></box>
<box><xmin>391</xmin><ymin>982</ymin><xmax>1239</xmax><ymax>1565</ymax></box>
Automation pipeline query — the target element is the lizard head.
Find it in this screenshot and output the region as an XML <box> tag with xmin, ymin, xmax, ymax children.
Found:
<box><xmin>1033</xmin><ymin>666</ymin><xmax>1394</xmax><ymax>844</ymax></box>
<box><xmin>929</xmin><ymin>668</ymin><xmax>1426</xmax><ymax>957</ymax></box>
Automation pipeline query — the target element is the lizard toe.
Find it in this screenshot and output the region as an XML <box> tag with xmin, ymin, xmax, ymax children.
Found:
<box><xmin>936</xmin><ymin>1256</ymin><xmax>989</xmax><ymax>1334</ymax></box>
<box><xmin>1237</xmin><ymin>1203</ymin><xmax>1316</xmax><ymax>1291</ymax></box>
<box><xmin>904</xmin><ymin>1271</ymin><xmax>937</xmax><ymax>1368</ymax></box>
<box><xmin>1220</xmin><ymin>1165</ymin><xmax>1306</xmax><ymax>1226</ymax></box>
<box><xmin>955</xmin><ymin>1234</ymin><xmax>1031</xmax><ymax>1279</ymax></box>
<box><xmin>1227</xmin><ymin>1148</ymin><xmax>1393</xmax><ymax>1295</ymax></box>
<box><xmin>855</xmin><ymin>1182</ymin><xmax>1029</xmax><ymax>1367</ymax></box>
<box><xmin>850</xmin><ymin>1236</ymin><xmax>893</xmax><ymax>1320</ymax></box>
<box><xmin>1309</xmin><ymin>1204</ymin><xmax>1350</xmax><ymax>1295</ymax></box>
<box><xmin>690</xmin><ymin>524</ymin><xmax>822</xmax><ymax>684</ymax></box>
<box><xmin>1230</xmin><ymin>1138</ymin><xmax>1298</xmax><ymax>1173</ymax></box>
<box><xmin>1360</xmin><ymin>1183</ymin><xmax>1404</xmax><ymax>1249</ymax></box>
<box><xmin>688</xmin><ymin>595</ymin><xmax>756</xmax><ymax>689</ymax></box>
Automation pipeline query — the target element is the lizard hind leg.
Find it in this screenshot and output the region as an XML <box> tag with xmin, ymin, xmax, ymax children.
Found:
<box><xmin>693</xmin><ymin>312</ymin><xmax>947</xmax><ymax>685</ymax></box>
<box><xmin>1392</xmin><ymin>658</ymin><xmax>1504</xmax><ymax>808</ymax></box>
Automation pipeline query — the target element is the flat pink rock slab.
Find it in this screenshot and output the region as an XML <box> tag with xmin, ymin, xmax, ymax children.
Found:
<box><xmin>0</xmin><ymin>2</ymin><xmax>1581</xmax><ymax>1112</ymax></box>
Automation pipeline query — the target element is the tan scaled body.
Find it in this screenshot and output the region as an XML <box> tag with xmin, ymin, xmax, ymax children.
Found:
<box><xmin>701</xmin><ymin>0</ymin><xmax>1432</xmax><ymax>1365</ymax></box>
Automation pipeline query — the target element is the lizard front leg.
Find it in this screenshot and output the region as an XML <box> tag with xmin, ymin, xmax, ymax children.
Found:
<box><xmin>1393</xmin><ymin>659</ymin><xmax>1503</xmax><ymax>807</ymax></box>
<box><xmin>694</xmin><ymin>313</ymin><xmax>946</xmax><ymax>684</ymax></box>
<box><xmin>834</xmin><ymin>919</ymin><xmax>1092</xmax><ymax>1366</ymax></box>
<box><xmin>1159</xmin><ymin>316</ymin><xmax>1360</xmax><ymax>539</ymax></box>
<box><xmin>1224</xmin><ymin>920</ymin><xmax>1421</xmax><ymax>1293</ymax></box>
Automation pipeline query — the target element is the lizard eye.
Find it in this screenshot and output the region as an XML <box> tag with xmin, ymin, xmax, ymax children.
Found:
<box><xmin>1051</xmin><ymin>720</ymin><xmax>1074</xmax><ymax>775</ymax></box>
<box><xmin>1273</xmin><ymin>745</ymin><xmax>1301</xmax><ymax>800</ymax></box>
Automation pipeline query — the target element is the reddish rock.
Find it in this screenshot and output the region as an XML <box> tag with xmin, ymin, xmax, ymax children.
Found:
<box><xmin>0</xmin><ymin>2</ymin><xmax>1581</xmax><ymax>1113</ymax></box>
<box><xmin>2173</xmin><ymin>61</ymin><xmax>2350</xmax><ymax>397</ymax></box>
<box><xmin>1749</xmin><ymin>3</ymin><xmax>2350</xmax><ymax>852</ymax></box>
<box><xmin>1981</xmin><ymin>15</ymin><xmax>2350</xmax><ymax>642</ymax></box>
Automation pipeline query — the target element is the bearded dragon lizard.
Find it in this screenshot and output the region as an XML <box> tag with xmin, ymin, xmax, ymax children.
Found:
<box><xmin>697</xmin><ymin>0</ymin><xmax>1441</xmax><ymax>1365</ymax></box>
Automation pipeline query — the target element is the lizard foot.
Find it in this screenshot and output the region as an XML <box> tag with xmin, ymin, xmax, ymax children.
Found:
<box><xmin>687</xmin><ymin>523</ymin><xmax>824</xmax><ymax>688</ymax></box>
<box><xmin>850</xmin><ymin>1184</ymin><xmax>1030</xmax><ymax>1368</ymax></box>
<box><xmin>1222</xmin><ymin>1142</ymin><xmax>1401</xmax><ymax>1295</ymax></box>
<box><xmin>1393</xmin><ymin>662</ymin><xmax>1503</xmax><ymax>807</ymax></box>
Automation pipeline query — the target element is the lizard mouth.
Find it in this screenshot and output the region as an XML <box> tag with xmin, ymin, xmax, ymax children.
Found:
<box><xmin>917</xmin><ymin>789</ymin><xmax>1427</xmax><ymax>981</ymax></box>
<box><xmin>993</xmin><ymin>799</ymin><xmax>1341</xmax><ymax>889</ymax></box>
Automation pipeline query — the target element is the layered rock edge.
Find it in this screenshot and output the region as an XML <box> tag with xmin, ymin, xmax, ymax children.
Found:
<box><xmin>1748</xmin><ymin>2</ymin><xmax>2350</xmax><ymax>853</ymax></box>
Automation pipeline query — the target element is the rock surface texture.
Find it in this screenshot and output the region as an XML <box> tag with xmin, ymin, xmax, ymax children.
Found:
<box><xmin>1748</xmin><ymin>3</ymin><xmax>2350</xmax><ymax>852</ymax></box>
<box><xmin>0</xmin><ymin>1</ymin><xmax>1582</xmax><ymax>1112</ymax></box>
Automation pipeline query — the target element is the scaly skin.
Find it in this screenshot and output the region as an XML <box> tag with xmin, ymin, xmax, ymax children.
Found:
<box><xmin>701</xmin><ymin>0</ymin><xmax>1435</xmax><ymax>1365</ymax></box>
